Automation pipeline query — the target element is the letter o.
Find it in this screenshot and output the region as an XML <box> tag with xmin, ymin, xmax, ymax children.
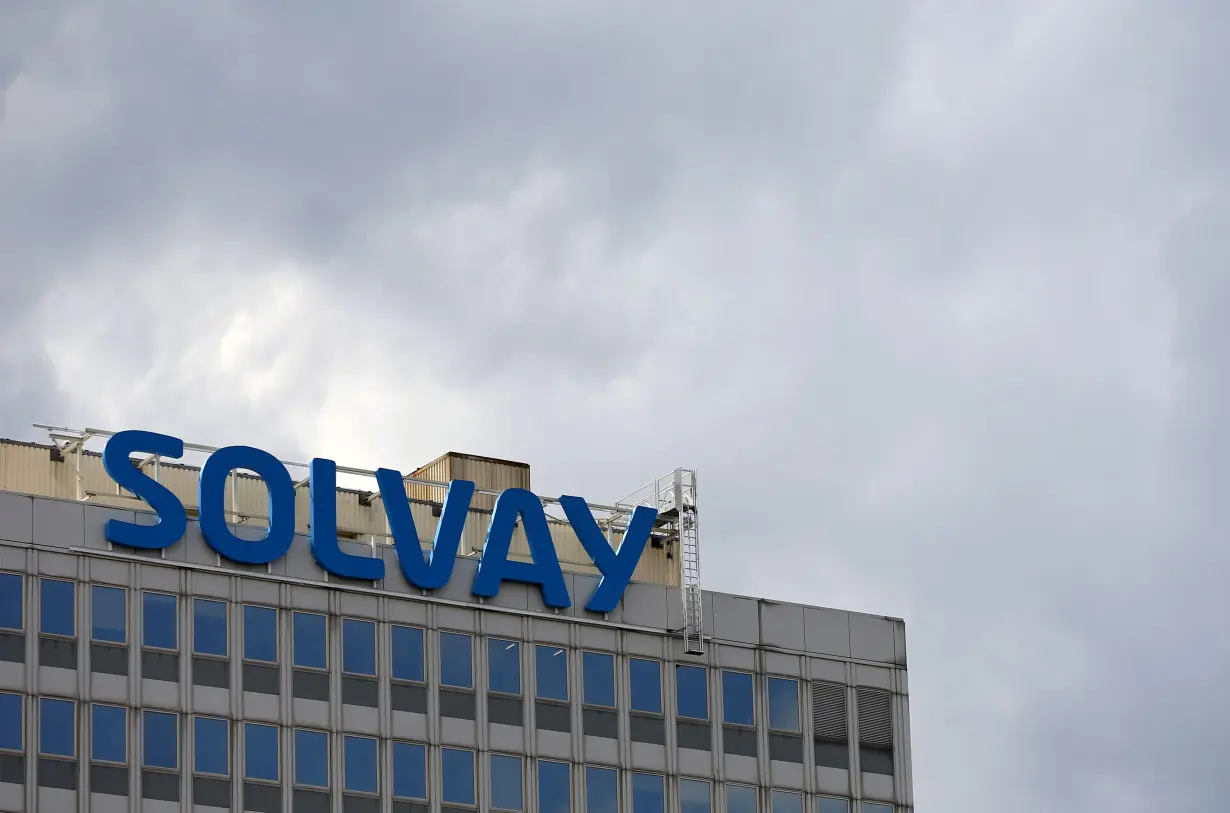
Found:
<box><xmin>198</xmin><ymin>445</ymin><xmax>296</xmax><ymax>564</ymax></box>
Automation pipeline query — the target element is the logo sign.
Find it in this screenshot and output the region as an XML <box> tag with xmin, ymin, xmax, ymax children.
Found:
<box><xmin>102</xmin><ymin>430</ymin><xmax>658</xmax><ymax>613</ymax></box>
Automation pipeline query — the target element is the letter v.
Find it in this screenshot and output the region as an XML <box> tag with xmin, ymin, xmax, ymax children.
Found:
<box><xmin>376</xmin><ymin>469</ymin><xmax>475</xmax><ymax>590</ymax></box>
<box><xmin>561</xmin><ymin>496</ymin><xmax>658</xmax><ymax>614</ymax></box>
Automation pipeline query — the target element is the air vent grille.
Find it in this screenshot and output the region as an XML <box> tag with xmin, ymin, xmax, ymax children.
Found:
<box><xmin>811</xmin><ymin>681</ymin><xmax>847</xmax><ymax>741</ymax></box>
<box><xmin>856</xmin><ymin>687</ymin><xmax>893</xmax><ymax>747</ymax></box>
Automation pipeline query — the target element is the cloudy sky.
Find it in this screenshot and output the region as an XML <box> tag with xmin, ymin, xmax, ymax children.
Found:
<box><xmin>2</xmin><ymin>1</ymin><xmax>1228</xmax><ymax>810</ymax></box>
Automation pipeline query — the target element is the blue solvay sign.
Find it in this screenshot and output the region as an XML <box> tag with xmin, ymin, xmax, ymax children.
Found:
<box><xmin>101</xmin><ymin>430</ymin><xmax>658</xmax><ymax>613</ymax></box>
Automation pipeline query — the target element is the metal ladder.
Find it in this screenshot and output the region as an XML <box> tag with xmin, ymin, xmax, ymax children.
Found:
<box><xmin>675</xmin><ymin>469</ymin><xmax>704</xmax><ymax>655</ymax></box>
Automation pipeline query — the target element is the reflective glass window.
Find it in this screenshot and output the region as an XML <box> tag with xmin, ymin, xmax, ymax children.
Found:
<box><xmin>245</xmin><ymin>723</ymin><xmax>279</xmax><ymax>781</ymax></box>
<box><xmin>488</xmin><ymin>638</ymin><xmax>521</xmax><ymax>695</ymax></box>
<box><xmin>583</xmin><ymin>651</ymin><xmax>615</xmax><ymax>707</ymax></box>
<box><xmin>293</xmin><ymin>612</ymin><xmax>327</xmax><ymax>669</ymax></box>
<box><xmin>40</xmin><ymin>578</ymin><xmax>74</xmax><ymax>637</ymax></box>
<box><xmin>40</xmin><ymin>698</ymin><xmax>74</xmax><ymax>757</ymax></box>
<box><xmin>391</xmin><ymin>625</ymin><xmax>424</xmax><ymax>682</ymax></box>
<box><xmin>392</xmin><ymin>741</ymin><xmax>427</xmax><ymax>799</ymax></box>
<box><xmin>680</xmin><ymin>778</ymin><xmax>712</xmax><ymax>813</ymax></box>
<box><xmin>536</xmin><ymin>645</ymin><xmax>568</xmax><ymax>701</ymax></box>
<box><xmin>632</xmin><ymin>772</ymin><xmax>665</xmax><ymax>813</ymax></box>
<box><xmin>538</xmin><ymin>760</ymin><xmax>571</xmax><ymax>813</ymax></box>
<box><xmin>439</xmin><ymin>632</ymin><xmax>473</xmax><ymax>689</ymax></box>
<box><xmin>767</xmin><ymin>677</ymin><xmax>799</xmax><ymax>732</ymax></box>
<box><xmin>490</xmin><ymin>754</ymin><xmax>524</xmax><ymax>811</ymax></box>
<box><xmin>91</xmin><ymin>585</ymin><xmax>126</xmax><ymax>643</ymax></box>
<box><xmin>0</xmin><ymin>693</ymin><xmax>21</xmax><ymax>751</ymax></box>
<box><xmin>0</xmin><ymin>572</ymin><xmax>22</xmax><ymax>631</ymax></box>
<box><xmin>195</xmin><ymin>716</ymin><xmax>229</xmax><ymax>776</ymax></box>
<box><xmin>723</xmin><ymin>671</ymin><xmax>754</xmax><ymax>726</ymax></box>
<box><xmin>143</xmin><ymin>592</ymin><xmax>178</xmax><ymax>649</ymax></box>
<box><xmin>92</xmin><ymin>704</ymin><xmax>126</xmax><ymax>763</ymax></box>
<box><xmin>862</xmin><ymin>804</ymin><xmax>893</xmax><ymax>813</ymax></box>
<box><xmin>771</xmin><ymin>791</ymin><xmax>803</xmax><ymax>813</ymax></box>
<box><xmin>726</xmin><ymin>784</ymin><xmax>758</xmax><ymax>813</ymax></box>
<box><xmin>143</xmin><ymin>710</ymin><xmax>178</xmax><ymax>770</ymax></box>
<box><xmin>243</xmin><ymin>605</ymin><xmax>278</xmax><ymax>662</ymax></box>
<box><xmin>441</xmin><ymin>747</ymin><xmax>475</xmax><ymax>805</ymax></box>
<box><xmin>585</xmin><ymin>765</ymin><xmax>618</xmax><ymax>813</ymax></box>
<box><xmin>295</xmin><ymin>729</ymin><xmax>329</xmax><ymax>788</ymax></box>
<box><xmin>194</xmin><ymin>598</ymin><xmax>228</xmax><ymax>656</ymax></box>
<box><xmin>342</xmin><ymin>618</ymin><xmax>376</xmax><ymax>676</ymax></box>
<box><xmin>344</xmin><ymin>735</ymin><xmax>378</xmax><ymax>793</ymax></box>
<box><xmin>818</xmin><ymin>798</ymin><xmax>851</xmax><ymax>813</ymax></box>
<box><xmin>676</xmin><ymin>665</ymin><xmax>708</xmax><ymax>720</ymax></box>
<box><xmin>629</xmin><ymin>658</ymin><xmax>662</xmax><ymax>714</ymax></box>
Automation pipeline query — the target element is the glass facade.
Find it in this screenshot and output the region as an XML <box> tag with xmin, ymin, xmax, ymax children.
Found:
<box><xmin>441</xmin><ymin>747</ymin><xmax>476</xmax><ymax>805</ymax></box>
<box><xmin>143</xmin><ymin>592</ymin><xmax>178</xmax><ymax>649</ymax></box>
<box><xmin>490</xmin><ymin>753</ymin><xmax>524</xmax><ymax>810</ymax></box>
<box><xmin>295</xmin><ymin>728</ymin><xmax>330</xmax><ymax>788</ymax></box>
<box><xmin>294</xmin><ymin>612</ymin><xmax>328</xmax><ymax>669</ymax></box>
<box><xmin>393</xmin><ymin>741</ymin><xmax>427</xmax><ymax>799</ymax></box>
<box><xmin>0</xmin><ymin>572</ymin><xmax>21</xmax><ymax>631</ymax></box>
<box><xmin>680</xmin><ymin>778</ymin><xmax>712</xmax><ymax>813</ymax></box>
<box><xmin>677</xmin><ymin>665</ymin><xmax>708</xmax><ymax>719</ymax></box>
<box><xmin>343</xmin><ymin>617</ymin><xmax>377</xmax><ymax>676</ymax></box>
<box><xmin>585</xmin><ymin>765</ymin><xmax>619</xmax><ymax>813</ymax></box>
<box><xmin>723</xmin><ymin>670</ymin><xmax>755</xmax><ymax>726</ymax></box>
<box><xmin>245</xmin><ymin>722</ymin><xmax>280</xmax><ymax>781</ymax></box>
<box><xmin>727</xmin><ymin>784</ymin><xmax>758</xmax><ymax>813</ymax></box>
<box><xmin>0</xmin><ymin>693</ymin><xmax>21</xmax><ymax>752</ymax></box>
<box><xmin>243</xmin><ymin>604</ymin><xmax>278</xmax><ymax>662</ymax></box>
<box><xmin>92</xmin><ymin>704</ymin><xmax>126</xmax><ymax>763</ymax></box>
<box><xmin>583</xmin><ymin>651</ymin><xmax>616</xmax><ymax>707</ymax></box>
<box><xmin>440</xmin><ymin>631</ymin><xmax>473</xmax><ymax>689</ymax></box>
<box><xmin>194</xmin><ymin>598</ymin><xmax>228</xmax><ymax>656</ymax></box>
<box><xmin>488</xmin><ymin>638</ymin><xmax>521</xmax><ymax>694</ymax></box>
<box><xmin>345</xmin><ymin>734</ymin><xmax>379</xmax><ymax>793</ymax></box>
<box><xmin>91</xmin><ymin>584</ymin><xmax>126</xmax><ymax>643</ymax></box>
<box><xmin>195</xmin><ymin>716</ymin><xmax>229</xmax><ymax>776</ymax></box>
<box><xmin>629</xmin><ymin>657</ymin><xmax>662</xmax><ymax>713</ymax></box>
<box><xmin>40</xmin><ymin>698</ymin><xmax>74</xmax><ymax>757</ymax></box>
<box><xmin>143</xmin><ymin>710</ymin><xmax>178</xmax><ymax>770</ymax></box>
<box><xmin>40</xmin><ymin>578</ymin><xmax>74</xmax><ymax>637</ymax></box>
<box><xmin>538</xmin><ymin>759</ymin><xmax>571</xmax><ymax>813</ymax></box>
<box><xmin>767</xmin><ymin>677</ymin><xmax>800</xmax><ymax>732</ymax></box>
<box><xmin>391</xmin><ymin>624</ymin><xmax>425</xmax><ymax>682</ymax></box>
<box><xmin>536</xmin><ymin>644</ymin><xmax>569</xmax><ymax>700</ymax></box>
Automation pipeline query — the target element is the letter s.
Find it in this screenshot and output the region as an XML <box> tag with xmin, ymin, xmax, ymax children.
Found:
<box><xmin>101</xmin><ymin>430</ymin><xmax>187</xmax><ymax>550</ymax></box>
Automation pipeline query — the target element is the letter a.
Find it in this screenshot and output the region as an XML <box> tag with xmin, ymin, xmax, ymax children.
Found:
<box><xmin>472</xmin><ymin>489</ymin><xmax>571</xmax><ymax>608</ymax></box>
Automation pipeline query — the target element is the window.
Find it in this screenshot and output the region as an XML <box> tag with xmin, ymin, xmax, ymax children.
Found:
<box><xmin>40</xmin><ymin>578</ymin><xmax>75</xmax><ymax>637</ymax></box>
<box><xmin>91</xmin><ymin>585</ymin><xmax>126</xmax><ymax>643</ymax></box>
<box><xmin>391</xmin><ymin>625</ymin><xmax>424</xmax><ymax>682</ymax></box>
<box><xmin>293</xmin><ymin>612</ymin><xmax>327</xmax><ymax>669</ymax></box>
<box><xmin>92</xmin><ymin>704</ymin><xmax>127</xmax><ymax>763</ymax></box>
<box><xmin>342</xmin><ymin>618</ymin><xmax>376</xmax><ymax>676</ymax></box>
<box><xmin>771</xmin><ymin>791</ymin><xmax>803</xmax><ymax>813</ymax></box>
<box><xmin>441</xmin><ymin>747</ymin><xmax>475</xmax><ymax>806</ymax></box>
<box><xmin>818</xmin><ymin>798</ymin><xmax>850</xmax><ymax>813</ymax></box>
<box><xmin>143</xmin><ymin>711</ymin><xmax>178</xmax><ymax>770</ymax></box>
<box><xmin>195</xmin><ymin>716</ymin><xmax>229</xmax><ymax>776</ymax></box>
<box><xmin>245</xmin><ymin>723</ymin><xmax>279</xmax><ymax>781</ymax></box>
<box><xmin>726</xmin><ymin>784</ymin><xmax>758</xmax><ymax>813</ymax></box>
<box><xmin>538</xmin><ymin>760</ymin><xmax>570</xmax><ymax>813</ymax></box>
<box><xmin>0</xmin><ymin>572</ymin><xmax>21</xmax><ymax>631</ymax></box>
<box><xmin>194</xmin><ymin>598</ymin><xmax>228</xmax><ymax>656</ymax></box>
<box><xmin>392</xmin><ymin>741</ymin><xmax>427</xmax><ymax>799</ymax></box>
<box><xmin>536</xmin><ymin>645</ymin><xmax>568</xmax><ymax>701</ymax></box>
<box><xmin>676</xmin><ymin>665</ymin><xmax>708</xmax><ymax>719</ymax></box>
<box><xmin>344</xmin><ymin>735</ymin><xmax>378</xmax><ymax>793</ymax></box>
<box><xmin>243</xmin><ymin>605</ymin><xmax>278</xmax><ymax>662</ymax></box>
<box><xmin>143</xmin><ymin>592</ymin><xmax>178</xmax><ymax>649</ymax></box>
<box><xmin>583</xmin><ymin>651</ymin><xmax>615</xmax><ymax>707</ymax></box>
<box><xmin>488</xmin><ymin>638</ymin><xmax>521</xmax><ymax>695</ymax></box>
<box><xmin>439</xmin><ymin>631</ymin><xmax>473</xmax><ymax>689</ymax></box>
<box><xmin>632</xmin><ymin>772</ymin><xmax>665</xmax><ymax>813</ymax></box>
<box><xmin>0</xmin><ymin>693</ymin><xmax>21</xmax><ymax>752</ymax></box>
<box><xmin>767</xmin><ymin>678</ymin><xmax>800</xmax><ymax>732</ymax></box>
<box><xmin>295</xmin><ymin>729</ymin><xmax>329</xmax><ymax>788</ymax></box>
<box><xmin>585</xmin><ymin>765</ymin><xmax>618</xmax><ymax>813</ymax></box>
<box><xmin>680</xmin><ymin>779</ymin><xmax>712</xmax><ymax>813</ymax></box>
<box><xmin>629</xmin><ymin>658</ymin><xmax>662</xmax><ymax>713</ymax></box>
<box><xmin>723</xmin><ymin>671</ymin><xmax>754</xmax><ymax>726</ymax></box>
<box><xmin>862</xmin><ymin>805</ymin><xmax>893</xmax><ymax>813</ymax></box>
<box><xmin>40</xmin><ymin>698</ymin><xmax>74</xmax><ymax>757</ymax></box>
<box><xmin>490</xmin><ymin>754</ymin><xmax>524</xmax><ymax>810</ymax></box>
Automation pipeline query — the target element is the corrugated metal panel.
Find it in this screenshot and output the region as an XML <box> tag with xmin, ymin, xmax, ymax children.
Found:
<box><xmin>856</xmin><ymin>687</ymin><xmax>893</xmax><ymax>746</ymax></box>
<box><xmin>812</xmin><ymin>681</ymin><xmax>848</xmax><ymax>741</ymax></box>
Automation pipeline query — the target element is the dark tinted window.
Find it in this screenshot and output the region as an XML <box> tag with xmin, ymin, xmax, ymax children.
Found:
<box><xmin>722</xmin><ymin>671</ymin><xmax>754</xmax><ymax>726</ymax></box>
<box><xmin>676</xmin><ymin>666</ymin><xmax>708</xmax><ymax>720</ymax></box>
<box><xmin>342</xmin><ymin>618</ymin><xmax>376</xmax><ymax>676</ymax></box>
<box><xmin>144</xmin><ymin>711</ymin><xmax>178</xmax><ymax>769</ymax></box>
<box><xmin>631</xmin><ymin>772</ymin><xmax>665</xmax><ymax>813</ymax></box>
<box><xmin>392</xmin><ymin>741</ymin><xmax>426</xmax><ymax>799</ymax></box>
<box><xmin>344</xmin><ymin>735</ymin><xmax>378</xmax><ymax>793</ymax></box>
<box><xmin>245</xmin><ymin>723</ymin><xmax>279</xmax><ymax>781</ymax></box>
<box><xmin>441</xmin><ymin>747</ymin><xmax>475</xmax><ymax>805</ymax></box>
<box><xmin>0</xmin><ymin>573</ymin><xmax>21</xmax><ymax>631</ymax></box>
<box><xmin>40</xmin><ymin>697</ymin><xmax>74</xmax><ymax>757</ymax></box>
<box><xmin>439</xmin><ymin>632</ymin><xmax>472</xmax><ymax>689</ymax></box>
<box><xmin>488</xmin><ymin>639</ymin><xmax>521</xmax><ymax>695</ymax></box>
<box><xmin>490</xmin><ymin>754</ymin><xmax>523</xmax><ymax>811</ymax></box>
<box><xmin>585</xmin><ymin>765</ymin><xmax>618</xmax><ymax>813</ymax></box>
<box><xmin>629</xmin><ymin>658</ymin><xmax>662</xmax><ymax>713</ymax></box>
<box><xmin>194</xmin><ymin>599</ymin><xmax>228</xmax><ymax>656</ymax></box>
<box><xmin>818</xmin><ymin>798</ymin><xmax>850</xmax><ymax>813</ymax></box>
<box><xmin>680</xmin><ymin>779</ymin><xmax>711</xmax><ymax>813</ymax></box>
<box><xmin>726</xmin><ymin>785</ymin><xmax>757</xmax><ymax>813</ymax></box>
<box><xmin>391</xmin><ymin>625</ymin><xmax>424</xmax><ymax>682</ymax></box>
<box><xmin>538</xmin><ymin>760</ymin><xmax>570</xmax><ymax>813</ymax></box>
<box><xmin>771</xmin><ymin>791</ymin><xmax>803</xmax><ymax>813</ymax></box>
<box><xmin>92</xmin><ymin>704</ymin><xmax>126</xmax><ymax>763</ymax></box>
<box><xmin>536</xmin><ymin>645</ymin><xmax>568</xmax><ymax>701</ymax></box>
<box><xmin>293</xmin><ymin>612</ymin><xmax>327</xmax><ymax>669</ymax></box>
<box><xmin>92</xmin><ymin>585</ymin><xmax>126</xmax><ymax>643</ymax></box>
<box><xmin>767</xmin><ymin>677</ymin><xmax>799</xmax><ymax>732</ymax></box>
<box><xmin>294</xmin><ymin>729</ymin><xmax>329</xmax><ymax>788</ymax></box>
<box><xmin>143</xmin><ymin>592</ymin><xmax>178</xmax><ymax>649</ymax></box>
<box><xmin>243</xmin><ymin>605</ymin><xmax>278</xmax><ymax>662</ymax></box>
<box><xmin>583</xmin><ymin>652</ymin><xmax>615</xmax><ymax>707</ymax></box>
<box><xmin>195</xmin><ymin>716</ymin><xmax>229</xmax><ymax>776</ymax></box>
<box><xmin>0</xmin><ymin>693</ymin><xmax>21</xmax><ymax>751</ymax></box>
<box><xmin>40</xmin><ymin>578</ymin><xmax>75</xmax><ymax>637</ymax></box>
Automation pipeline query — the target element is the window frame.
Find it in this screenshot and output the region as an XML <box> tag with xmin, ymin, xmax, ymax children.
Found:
<box><xmin>343</xmin><ymin>733</ymin><xmax>379</xmax><ymax>795</ymax></box>
<box><xmin>0</xmin><ymin>692</ymin><xmax>22</xmax><ymax>753</ymax></box>
<box><xmin>0</xmin><ymin>571</ymin><xmax>22</xmax><ymax>632</ymax></box>
<box><xmin>582</xmin><ymin>650</ymin><xmax>616</xmax><ymax>709</ymax></box>
<box><xmin>535</xmin><ymin>644</ymin><xmax>569</xmax><ymax>702</ymax></box>
<box><xmin>629</xmin><ymin>657</ymin><xmax>663</xmax><ymax>715</ymax></box>
<box><xmin>293</xmin><ymin>611</ymin><xmax>329</xmax><ymax>671</ymax></box>
<box><xmin>766</xmin><ymin>676</ymin><xmax>801</xmax><ymax>733</ymax></box>
<box><xmin>142</xmin><ymin>591</ymin><xmax>179</xmax><ymax>651</ymax></box>
<box><xmin>675</xmin><ymin>665</ymin><xmax>709</xmax><ymax>721</ymax></box>
<box><xmin>487</xmin><ymin>638</ymin><xmax>522</xmax><ymax>696</ymax></box>
<box><xmin>90</xmin><ymin>584</ymin><xmax>127</xmax><ymax>645</ymax></box>
<box><xmin>390</xmin><ymin>624</ymin><xmax>425</xmax><ymax>684</ymax></box>
<box><xmin>439</xmin><ymin>631</ymin><xmax>474</xmax><ymax>690</ymax></box>
<box><xmin>242</xmin><ymin>604</ymin><xmax>278</xmax><ymax>663</ymax></box>
<box><xmin>341</xmin><ymin>617</ymin><xmax>377</xmax><ymax>677</ymax></box>
<box><xmin>244</xmin><ymin>722</ymin><xmax>280</xmax><ymax>783</ymax></box>
<box><xmin>391</xmin><ymin>740</ymin><xmax>428</xmax><ymax>801</ymax></box>
<box><xmin>142</xmin><ymin>709</ymin><xmax>179</xmax><ymax>771</ymax></box>
<box><xmin>193</xmin><ymin>715</ymin><xmax>230</xmax><ymax>777</ymax></box>
<box><xmin>293</xmin><ymin>727</ymin><xmax>331</xmax><ymax>789</ymax></box>
<box><xmin>193</xmin><ymin>597</ymin><xmax>229</xmax><ymax>658</ymax></box>
<box><xmin>441</xmin><ymin>746</ymin><xmax>477</xmax><ymax>807</ymax></box>
<box><xmin>39</xmin><ymin>577</ymin><xmax>76</xmax><ymax>638</ymax></box>
<box><xmin>91</xmin><ymin>703</ymin><xmax>128</xmax><ymax>765</ymax></box>
<box><xmin>722</xmin><ymin>670</ymin><xmax>756</xmax><ymax>727</ymax></box>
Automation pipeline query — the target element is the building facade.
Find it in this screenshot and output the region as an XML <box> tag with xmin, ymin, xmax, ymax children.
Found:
<box><xmin>0</xmin><ymin>438</ymin><xmax>913</xmax><ymax>813</ymax></box>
